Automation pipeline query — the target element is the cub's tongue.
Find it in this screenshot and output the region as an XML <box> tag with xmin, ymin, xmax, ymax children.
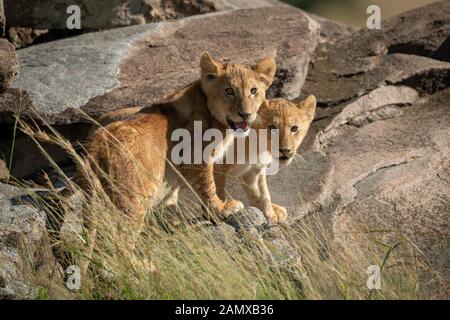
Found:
<box><xmin>235</xmin><ymin>121</ymin><xmax>249</xmax><ymax>131</ymax></box>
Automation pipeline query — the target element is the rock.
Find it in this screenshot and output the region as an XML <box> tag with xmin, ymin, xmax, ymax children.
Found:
<box><xmin>3</xmin><ymin>0</ymin><xmax>276</xmax><ymax>31</ymax></box>
<box><xmin>7</xmin><ymin>27</ymin><xmax>48</xmax><ymax>49</ymax></box>
<box><xmin>304</xmin><ymin>51</ymin><xmax>450</xmax><ymax>107</ymax></box>
<box><xmin>306</xmin><ymin>12</ymin><xmax>357</xmax><ymax>45</ymax></box>
<box><xmin>381</xmin><ymin>1</ymin><xmax>450</xmax><ymax>62</ymax></box>
<box><xmin>302</xmin><ymin>0</ymin><xmax>450</xmax><ymax>105</ymax></box>
<box><xmin>0</xmin><ymin>5</ymin><xmax>319</xmax><ymax>125</ymax></box>
<box><xmin>225</xmin><ymin>207</ymin><xmax>267</xmax><ymax>233</ymax></box>
<box><xmin>205</xmin><ymin>222</ymin><xmax>236</xmax><ymax>248</ymax></box>
<box><xmin>225</xmin><ymin>207</ymin><xmax>304</xmax><ymax>282</ymax></box>
<box><xmin>0</xmin><ymin>0</ymin><xmax>5</xmax><ymax>36</ymax></box>
<box><xmin>0</xmin><ymin>182</ymin><xmax>55</xmax><ymax>299</ymax></box>
<box><xmin>4</xmin><ymin>0</ymin><xmax>213</xmax><ymax>30</ymax></box>
<box><xmin>0</xmin><ymin>38</ymin><xmax>19</xmax><ymax>91</ymax></box>
<box><xmin>262</xmin><ymin>225</ymin><xmax>302</xmax><ymax>266</ymax></box>
<box><xmin>218</xmin><ymin>0</ymin><xmax>279</xmax><ymax>10</ymax></box>
<box><xmin>0</xmin><ymin>158</ymin><xmax>8</xmax><ymax>181</ymax></box>
<box><xmin>328</xmin><ymin>89</ymin><xmax>450</xmax><ymax>298</ymax></box>
<box><xmin>2</xmin><ymin>1</ymin><xmax>277</xmax><ymax>48</ymax></box>
<box><xmin>222</xmin><ymin>3</ymin><xmax>450</xmax><ymax>297</ymax></box>
<box><xmin>260</xmin><ymin>90</ymin><xmax>449</xmax><ymax>298</ymax></box>
<box><xmin>318</xmin><ymin>86</ymin><xmax>419</xmax><ymax>144</ymax></box>
<box><xmin>228</xmin><ymin>89</ymin><xmax>449</xmax><ymax>299</ymax></box>
<box><xmin>284</xmin><ymin>73</ymin><xmax>450</xmax><ymax>298</ymax></box>
<box><xmin>0</xmin><ymin>123</ymin><xmax>91</xmax><ymax>179</ymax></box>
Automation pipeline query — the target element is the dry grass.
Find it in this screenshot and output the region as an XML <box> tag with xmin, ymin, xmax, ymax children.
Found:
<box><xmin>16</xmin><ymin>119</ymin><xmax>434</xmax><ymax>300</ymax></box>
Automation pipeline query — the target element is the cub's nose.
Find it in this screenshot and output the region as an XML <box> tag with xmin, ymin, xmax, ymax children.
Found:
<box><xmin>238</xmin><ymin>112</ymin><xmax>252</xmax><ymax>121</ymax></box>
<box><xmin>279</xmin><ymin>148</ymin><xmax>292</xmax><ymax>154</ymax></box>
<box><xmin>279</xmin><ymin>148</ymin><xmax>294</xmax><ymax>160</ymax></box>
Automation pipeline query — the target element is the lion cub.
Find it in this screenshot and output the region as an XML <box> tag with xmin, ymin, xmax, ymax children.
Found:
<box><xmin>214</xmin><ymin>95</ymin><xmax>316</xmax><ymax>224</ymax></box>
<box><xmin>77</xmin><ymin>52</ymin><xmax>276</xmax><ymax>268</ymax></box>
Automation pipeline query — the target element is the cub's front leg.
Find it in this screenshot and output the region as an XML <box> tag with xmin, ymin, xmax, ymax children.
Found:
<box><xmin>180</xmin><ymin>163</ymin><xmax>243</xmax><ymax>219</ymax></box>
<box><xmin>241</xmin><ymin>170</ymin><xmax>288</xmax><ymax>224</ymax></box>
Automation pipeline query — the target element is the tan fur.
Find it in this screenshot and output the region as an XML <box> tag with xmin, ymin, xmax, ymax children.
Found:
<box><xmin>76</xmin><ymin>52</ymin><xmax>276</xmax><ymax>271</ymax></box>
<box><xmin>214</xmin><ymin>95</ymin><xmax>316</xmax><ymax>224</ymax></box>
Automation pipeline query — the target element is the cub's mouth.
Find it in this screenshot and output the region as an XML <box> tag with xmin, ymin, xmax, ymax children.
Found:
<box><xmin>277</xmin><ymin>155</ymin><xmax>294</xmax><ymax>166</ymax></box>
<box><xmin>227</xmin><ymin>118</ymin><xmax>250</xmax><ymax>132</ymax></box>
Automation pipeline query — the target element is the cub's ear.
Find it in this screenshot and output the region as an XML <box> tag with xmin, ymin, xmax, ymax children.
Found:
<box><xmin>200</xmin><ymin>51</ymin><xmax>223</xmax><ymax>77</ymax></box>
<box><xmin>298</xmin><ymin>95</ymin><xmax>316</xmax><ymax>123</ymax></box>
<box><xmin>253</xmin><ymin>57</ymin><xmax>277</xmax><ymax>87</ymax></box>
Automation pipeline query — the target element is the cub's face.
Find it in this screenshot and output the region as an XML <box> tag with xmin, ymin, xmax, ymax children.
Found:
<box><xmin>200</xmin><ymin>52</ymin><xmax>276</xmax><ymax>135</ymax></box>
<box><xmin>258</xmin><ymin>96</ymin><xmax>316</xmax><ymax>167</ymax></box>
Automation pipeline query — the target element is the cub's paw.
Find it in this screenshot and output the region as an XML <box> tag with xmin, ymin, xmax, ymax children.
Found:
<box><xmin>272</xmin><ymin>203</ymin><xmax>288</xmax><ymax>224</ymax></box>
<box><xmin>265</xmin><ymin>211</ymin><xmax>279</xmax><ymax>225</ymax></box>
<box><xmin>221</xmin><ymin>199</ymin><xmax>244</xmax><ymax>218</ymax></box>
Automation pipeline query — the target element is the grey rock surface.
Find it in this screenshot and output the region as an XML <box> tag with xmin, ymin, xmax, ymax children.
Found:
<box><xmin>4</xmin><ymin>0</ymin><xmax>278</xmax><ymax>30</ymax></box>
<box><xmin>261</xmin><ymin>225</ymin><xmax>303</xmax><ymax>268</ymax></box>
<box><xmin>307</xmin><ymin>12</ymin><xmax>357</xmax><ymax>45</ymax></box>
<box><xmin>225</xmin><ymin>207</ymin><xmax>267</xmax><ymax>232</ymax></box>
<box><xmin>224</xmin><ymin>207</ymin><xmax>304</xmax><ymax>274</ymax></box>
<box><xmin>302</xmin><ymin>0</ymin><xmax>450</xmax><ymax>105</ymax></box>
<box><xmin>0</xmin><ymin>182</ymin><xmax>55</xmax><ymax>299</ymax></box>
<box><xmin>0</xmin><ymin>5</ymin><xmax>319</xmax><ymax>124</ymax></box>
<box><xmin>0</xmin><ymin>23</ymin><xmax>162</xmax><ymax>123</ymax></box>
<box><xmin>4</xmin><ymin>0</ymin><xmax>217</xmax><ymax>30</ymax></box>
<box><xmin>225</xmin><ymin>85</ymin><xmax>449</xmax><ymax>297</ymax></box>
<box><xmin>0</xmin><ymin>38</ymin><xmax>19</xmax><ymax>91</ymax></box>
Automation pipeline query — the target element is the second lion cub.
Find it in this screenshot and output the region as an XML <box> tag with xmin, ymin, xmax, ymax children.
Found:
<box><xmin>215</xmin><ymin>95</ymin><xmax>316</xmax><ymax>224</ymax></box>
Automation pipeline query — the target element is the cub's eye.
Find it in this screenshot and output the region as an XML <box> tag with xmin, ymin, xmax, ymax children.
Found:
<box><xmin>268</xmin><ymin>125</ymin><xmax>277</xmax><ymax>131</ymax></box>
<box><xmin>291</xmin><ymin>125</ymin><xmax>299</xmax><ymax>133</ymax></box>
<box><xmin>250</xmin><ymin>87</ymin><xmax>257</xmax><ymax>95</ymax></box>
<box><xmin>225</xmin><ymin>88</ymin><xmax>235</xmax><ymax>96</ymax></box>
<box><xmin>207</xmin><ymin>74</ymin><xmax>216</xmax><ymax>80</ymax></box>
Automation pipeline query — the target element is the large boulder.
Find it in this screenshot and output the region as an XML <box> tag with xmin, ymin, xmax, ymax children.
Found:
<box><xmin>307</xmin><ymin>12</ymin><xmax>356</xmax><ymax>45</ymax></box>
<box><xmin>0</xmin><ymin>5</ymin><xmax>319</xmax><ymax>124</ymax></box>
<box><xmin>3</xmin><ymin>0</ymin><xmax>277</xmax><ymax>30</ymax></box>
<box><xmin>225</xmin><ymin>2</ymin><xmax>450</xmax><ymax>297</ymax></box>
<box><xmin>302</xmin><ymin>0</ymin><xmax>450</xmax><ymax>105</ymax></box>
<box><xmin>4</xmin><ymin>0</ymin><xmax>215</xmax><ymax>30</ymax></box>
<box><xmin>3</xmin><ymin>0</ymin><xmax>279</xmax><ymax>49</ymax></box>
<box><xmin>0</xmin><ymin>39</ymin><xmax>19</xmax><ymax>91</ymax></box>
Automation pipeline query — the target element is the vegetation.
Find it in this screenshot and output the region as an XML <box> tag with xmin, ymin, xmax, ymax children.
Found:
<box><xmin>17</xmin><ymin>118</ymin><xmax>436</xmax><ymax>300</ymax></box>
